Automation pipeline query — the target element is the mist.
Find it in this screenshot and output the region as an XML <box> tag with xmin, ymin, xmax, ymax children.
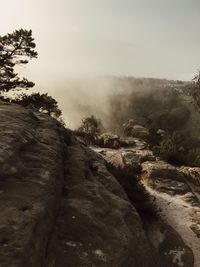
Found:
<box><xmin>32</xmin><ymin>76</ymin><xmax>117</xmax><ymax>129</ymax></box>
<box><xmin>31</xmin><ymin>76</ymin><xmax>187</xmax><ymax>131</ymax></box>
<box><xmin>2</xmin><ymin>0</ymin><xmax>200</xmax><ymax>130</ymax></box>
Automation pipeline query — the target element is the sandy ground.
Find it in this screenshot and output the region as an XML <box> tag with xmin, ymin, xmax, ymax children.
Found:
<box><xmin>144</xmin><ymin>182</ymin><xmax>200</xmax><ymax>267</ymax></box>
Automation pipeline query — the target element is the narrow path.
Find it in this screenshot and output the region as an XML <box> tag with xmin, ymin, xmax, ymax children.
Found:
<box><xmin>143</xmin><ymin>182</ymin><xmax>200</xmax><ymax>267</ymax></box>
<box><xmin>92</xmin><ymin>139</ymin><xmax>200</xmax><ymax>267</ymax></box>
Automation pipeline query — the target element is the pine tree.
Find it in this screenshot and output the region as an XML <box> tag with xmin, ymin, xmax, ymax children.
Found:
<box><xmin>0</xmin><ymin>29</ymin><xmax>37</xmax><ymax>93</ymax></box>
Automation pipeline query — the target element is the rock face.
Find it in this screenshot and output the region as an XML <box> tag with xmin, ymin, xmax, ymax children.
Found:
<box><xmin>180</xmin><ymin>167</ymin><xmax>200</xmax><ymax>186</ymax></box>
<box><xmin>139</xmin><ymin>161</ymin><xmax>200</xmax><ymax>267</ymax></box>
<box><xmin>141</xmin><ymin>161</ymin><xmax>189</xmax><ymax>195</ymax></box>
<box><xmin>94</xmin><ymin>140</ymin><xmax>155</xmax><ymax>177</ymax></box>
<box><xmin>93</xmin><ymin>144</ymin><xmax>197</xmax><ymax>267</ymax></box>
<box><xmin>98</xmin><ymin>133</ymin><xmax>136</xmax><ymax>149</ymax></box>
<box><xmin>0</xmin><ymin>102</ymin><xmax>66</xmax><ymax>267</ymax></box>
<box><xmin>50</xmin><ymin>143</ymin><xmax>157</xmax><ymax>267</ymax></box>
<box><xmin>98</xmin><ymin>133</ymin><xmax>121</xmax><ymax>149</ymax></box>
<box><xmin>0</xmin><ymin>102</ymin><xmax>157</xmax><ymax>267</ymax></box>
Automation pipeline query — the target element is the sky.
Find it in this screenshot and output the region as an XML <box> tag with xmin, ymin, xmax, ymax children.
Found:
<box><xmin>1</xmin><ymin>0</ymin><xmax>200</xmax><ymax>126</ymax></box>
<box><xmin>1</xmin><ymin>0</ymin><xmax>200</xmax><ymax>82</ymax></box>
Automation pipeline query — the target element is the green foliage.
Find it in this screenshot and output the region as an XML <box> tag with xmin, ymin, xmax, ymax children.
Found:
<box><xmin>109</xmin><ymin>85</ymin><xmax>191</xmax><ymax>134</ymax></box>
<box><xmin>152</xmin><ymin>73</ymin><xmax>200</xmax><ymax>167</ymax></box>
<box><xmin>150</xmin><ymin>105</ymin><xmax>190</xmax><ymax>133</ymax></box>
<box><xmin>180</xmin><ymin>95</ymin><xmax>200</xmax><ymax>138</ymax></box>
<box><xmin>78</xmin><ymin>115</ymin><xmax>102</xmax><ymax>136</ymax></box>
<box><xmin>190</xmin><ymin>71</ymin><xmax>200</xmax><ymax>111</ymax></box>
<box><xmin>0</xmin><ymin>29</ymin><xmax>63</xmax><ymax>123</ymax></box>
<box><xmin>155</xmin><ymin>131</ymin><xmax>200</xmax><ymax>166</ymax></box>
<box><xmin>76</xmin><ymin>115</ymin><xmax>104</xmax><ymax>145</ymax></box>
<box><xmin>13</xmin><ymin>93</ymin><xmax>62</xmax><ymax>119</ymax></box>
<box><xmin>0</xmin><ymin>29</ymin><xmax>37</xmax><ymax>93</ymax></box>
<box><xmin>187</xmin><ymin>148</ymin><xmax>200</xmax><ymax>167</ymax></box>
<box><xmin>75</xmin><ymin>115</ymin><xmax>102</xmax><ymax>145</ymax></box>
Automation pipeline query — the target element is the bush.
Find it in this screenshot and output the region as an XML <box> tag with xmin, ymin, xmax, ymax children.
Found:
<box><xmin>76</xmin><ymin>115</ymin><xmax>105</xmax><ymax>145</ymax></box>
<box><xmin>155</xmin><ymin>131</ymin><xmax>200</xmax><ymax>166</ymax></box>
<box><xmin>14</xmin><ymin>93</ymin><xmax>62</xmax><ymax>119</ymax></box>
<box><xmin>187</xmin><ymin>148</ymin><xmax>200</xmax><ymax>167</ymax></box>
<box><xmin>109</xmin><ymin>87</ymin><xmax>191</xmax><ymax>134</ymax></box>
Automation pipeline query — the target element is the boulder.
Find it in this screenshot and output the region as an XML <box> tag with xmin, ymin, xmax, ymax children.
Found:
<box><xmin>131</xmin><ymin>125</ymin><xmax>150</xmax><ymax>139</ymax></box>
<box><xmin>98</xmin><ymin>134</ymin><xmax>137</xmax><ymax>149</ymax></box>
<box><xmin>96</xmin><ymin>148</ymin><xmax>156</xmax><ymax>179</ymax></box>
<box><xmin>123</xmin><ymin>120</ymin><xmax>149</xmax><ymax>139</ymax></box>
<box><xmin>98</xmin><ymin>133</ymin><xmax>121</xmax><ymax>149</ymax></box>
<box><xmin>98</xmin><ymin>150</ymin><xmax>141</xmax><ymax>175</ymax></box>
<box><xmin>119</xmin><ymin>136</ymin><xmax>136</xmax><ymax>147</ymax></box>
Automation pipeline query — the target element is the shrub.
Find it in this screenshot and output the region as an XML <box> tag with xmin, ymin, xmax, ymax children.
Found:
<box><xmin>155</xmin><ymin>131</ymin><xmax>200</xmax><ymax>166</ymax></box>
<box><xmin>76</xmin><ymin>115</ymin><xmax>105</xmax><ymax>145</ymax></box>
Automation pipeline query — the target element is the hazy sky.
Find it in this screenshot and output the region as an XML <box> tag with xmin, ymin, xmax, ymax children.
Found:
<box><xmin>1</xmin><ymin>0</ymin><xmax>200</xmax><ymax>85</ymax></box>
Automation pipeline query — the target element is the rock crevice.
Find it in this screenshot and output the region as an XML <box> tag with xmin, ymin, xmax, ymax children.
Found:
<box><xmin>0</xmin><ymin>102</ymin><xmax>158</xmax><ymax>267</ymax></box>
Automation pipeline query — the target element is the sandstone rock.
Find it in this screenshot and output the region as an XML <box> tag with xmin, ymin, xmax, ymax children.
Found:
<box><xmin>98</xmin><ymin>134</ymin><xmax>136</xmax><ymax>149</ymax></box>
<box><xmin>190</xmin><ymin>224</ymin><xmax>200</xmax><ymax>238</ymax></box>
<box><xmin>48</xmin><ymin>143</ymin><xmax>158</xmax><ymax>267</ymax></box>
<box><xmin>123</xmin><ymin>120</ymin><xmax>149</xmax><ymax>139</ymax></box>
<box><xmin>141</xmin><ymin>161</ymin><xmax>190</xmax><ymax>195</ymax></box>
<box><xmin>131</xmin><ymin>125</ymin><xmax>150</xmax><ymax>139</ymax></box>
<box><xmin>142</xmin><ymin>161</ymin><xmax>185</xmax><ymax>182</ymax></box>
<box><xmin>146</xmin><ymin>220</ymin><xmax>194</xmax><ymax>267</ymax></box>
<box><xmin>180</xmin><ymin>167</ymin><xmax>200</xmax><ymax>186</ymax></box>
<box><xmin>181</xmin><ymin>192</ymin><xmax>199</xmax><ymax>206</ymax></box>
<box><xmin>0</xmin><ymin>102</ymin><xmax>65</xmax><ymax>267</ymax></box>
<box><xmin>0</xmin><ymin>102</ymin><xmax>158</xmax><ymax>267</ymax></box>
<box><xmin>98</xmin><ymin>150</ymin><xmax>141</xmax><ymax>176</ymax></box>
<box><xmin>98</xmin><ymin>148</ymin><xmax>155</xmax><ymax>174</ymax></box>
<box><xmin>119</xmin><ymin>136</ymin><xmax>136</xmax><ymax>147</ymax></box>
<box><xmin>98</xmin><ymin>133</ymin><xmax>121</xmax><ymax>149</ymax></box>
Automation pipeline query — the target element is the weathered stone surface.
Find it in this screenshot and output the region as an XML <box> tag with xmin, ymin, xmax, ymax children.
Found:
<box><xmin>146</xmin><ymin>220</ymin><xmax>194</xmax><ymax>267</ymax></box>
<box><xmin>98</xmin><ymin>134</ymin><xmax>139</xmax><ymax>150</ymax></box>
<box><xmin>123</xmin><ymin>120</ymin><xmax>149</xmax><ymax>139</ymax></box>
<box><xmin>141</xmin><ymin>161</ymin><xmax>190</xmax><ymax>195</ymax></box>
<box><xmin>93</xmin><ymin>142</ymin><xmax>195</xmax><ymax>267</ymax></box>
<box><xmin>98</xmin><ymin>133</ymin><xmax>121</xmax><ymax>149</ymax></box>
<box><xmin>181</xmin><ymin>192</ymin><xmax>199</xmax><ymax>206</ymax></box>
<box><xmin>180</xmin><ymin>167</ymin><xmax>200</xmax><ymax>186</ymax></box>
<box><xmin>96</xmin><ymin>148</ymin><xmax>155</xmax><ymax>176</ymax></box>
<box><xmin>119</xmin><ymin>136</ymin><xmax>136</xmax><ymax>147</ymax></box>
<box><xmin>0</xmin><ymin>102</ymin><xmax>158</xmax><ymax>267</ymax></box>
<box><xmin>0</xmin><ymin>102</ymin><xmax>65</xmax><ymax>267</ymax></box>
<box><xmin>131</xmin><ymin>125</ymin><xmax>150</xmax><ymax>138</ymax></box>
<box><xmin>48</xmin><ymin>143</ymin><xmax>158</xmax><ymax>267</ymax></box>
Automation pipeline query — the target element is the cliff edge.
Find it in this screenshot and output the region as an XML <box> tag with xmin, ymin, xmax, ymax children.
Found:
<box><xmin>0</xmin><ymin>102</ymin><xmax>157</xmax><ymax>267</ymax></box>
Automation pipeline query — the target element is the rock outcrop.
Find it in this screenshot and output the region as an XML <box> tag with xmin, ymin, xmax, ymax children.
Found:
<box><xmin>0</xmin><ymin>102</ymin><xmax>66</xmax><ymax>267</ymax></box>
<box><xmin>98</xmin><ymin>133</ymin><xmax>136</xmax><ymax>149</ymax></box>
<box><xmin>123</xmin><ymin>120</ymin><xmax>149</xmax><ymax>139</ymax></box>
<box><xmin>98</xmin><ymin>133</ymin><xmax>122</xmax><ymax>149</ymax></box>
<box><xmin>180</xmin><ymin>167</ymin><xmax>200</xmax><ymax>186</ymax></box>
<box><xmin>141</xmin><ymin>161</ymin><xmax>190</xmax><ymax>195</ymax></box>
<box><xmin>0</xmin><ymin>102</ymin><xmax>158</xmax><ymax>267</ymax></box>
<box><xmin>49</xmin><ymin>143</ymin><xmax>157</xmax><ymax>267</ymax></box>
<box><xmin>139</xmin><ymin>162</ymin><xmax>200</xmax><ymax>267</ymax></box>
<box><xmin>93</xmin><ymin>142</ymin><xmax>197</xmax><ymax>267</ymax></box>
